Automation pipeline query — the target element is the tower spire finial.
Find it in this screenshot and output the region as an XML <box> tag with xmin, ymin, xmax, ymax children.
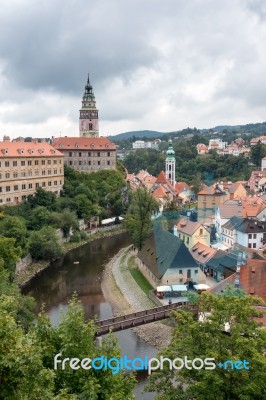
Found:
<box><xmin>87</xmin><ymin>73</ymin><xmax>90</xmax><ymax>84</ymax></box>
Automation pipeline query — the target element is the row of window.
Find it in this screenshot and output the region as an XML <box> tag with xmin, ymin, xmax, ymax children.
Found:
<box><xmin>0</xmin><ymin>180</ymin><xmax>62</xmax><ymax>193</ymax></box>
<box><xmin>0</xmin><ymin>190</ymin><xmax>60</xmax><ymax>204</ymax></box>
<box><xmin>0</xmin><ymin>169</ymin><xmax>62</xmax><ymax>180</ymax></box>
<box><xmin>68</xmin><ymin>151</ymin><xmax>112</xmax><ymax>157</ymax></box>
<box><xmin>0</xmin><ymin>159</ymin><xmax>61</xmax><ymax>167</ymax></box>
<box><xmin>67</xmin><ymin>160</ymin><xmax>113</xmax><ymax>167</ymax></box>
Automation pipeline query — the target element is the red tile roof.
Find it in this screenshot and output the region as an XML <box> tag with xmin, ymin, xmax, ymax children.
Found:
<box><xmin>174</xmin><ymin>218</ymin><xmax>205</xmax><ymax>235</ymax></box>
<box><xmin>175</xmin><ymin>181</ymin><xmax>191</xmax><ymax>194</ymax></box>
<box><xmin>190</xmin><ymin>242</ymin><xmax>217</xmax><ymax>264</ymax></box>
<box><xmin>0</xmin><ymin>141</ymin><xmax>63</xmax><ymax>158</ymax></box>
<box><xmin>152</xmin><ymin>184</ymin><xmax>169</xmax><ymax>198</ymax></box>
<box><xmin>52</xmin><ymin>136</ymin><xmax>116</xmax><ymax>151</ymax></box>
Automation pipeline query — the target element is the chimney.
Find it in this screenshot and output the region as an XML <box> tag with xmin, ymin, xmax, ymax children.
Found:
<box><xmin>3</xmin><ymin>135</ymin><xmax>10</xmax><ymax>142</ymax></box>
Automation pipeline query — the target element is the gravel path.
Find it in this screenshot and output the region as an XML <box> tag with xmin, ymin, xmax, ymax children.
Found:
<box><xmin>102</xmin><ymin>246</ymin><xmax>173</xmax><ymax>350</ymax></box>
<box><xmin>112</xmin><ymin>247</ymin><xmax>155</xmax><ymax>311</ymax></box>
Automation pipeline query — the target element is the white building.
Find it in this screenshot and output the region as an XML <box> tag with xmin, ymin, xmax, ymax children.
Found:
<box><xmin>132</xmin><ymin>140</ymin><xmax>159</xmax><ymax>150</ymax></box>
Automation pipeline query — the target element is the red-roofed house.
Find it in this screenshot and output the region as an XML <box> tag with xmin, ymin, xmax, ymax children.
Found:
<box><xmin>52</xmin><ymin>136</ymin><xmax>116</xmax><ymax>172</ymax></box>
<box><xmin>0</xmin><ymin>139</ymin><xmax>64</xmax><ymax>205</ymax></box>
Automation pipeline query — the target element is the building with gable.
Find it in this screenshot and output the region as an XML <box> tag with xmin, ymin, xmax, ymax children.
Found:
<box><xmin>0</xmin><ymin>139</ymin><xmax>64</xmax><ymax>205</ymax></box>
<box><xmin>173</xmin><ymin>218</ymin><xmax>210</xmax><ymax>249</ymax></box>
<box><xmin>52</xmin><ymin>137</ymin><xmax>116</xmax><ymax>173</ymax></box>
<box><xmin>137</xmin><ymin>227</ymin><xmax>201</xmax><ymax>287</ymax></box>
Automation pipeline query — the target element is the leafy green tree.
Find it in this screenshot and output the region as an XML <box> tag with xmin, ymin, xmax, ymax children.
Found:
<box><xmin>50</xmin><ymin>209</ymin><xmax>79</xmax><ymax>237</ymax></box>
<box><xmin>29</xmin><ymin>226</ymin><xmax>63</xmax><ymax>261</ymax></box>
<box><xmin>0</xmin><ymin>237</ymin><xmax>22</xmax><ymax>272</ymax></box>
<box><xmin>27</xmin><ymin>206</ymin><xmax>51</xmax><ymax>230</ymax></box>
<box><xmin>27</xmin><ymin>187</ymin><xmax>57</xmax><ymax>210</ymax></box>
<box><xmin>146</xmin><ymin>292</ymin><xmax>266</xmax><ymax>400</ymax></box>
<box><xmin>0</xmin><ymin>215</ymin><xmax>29</xmax><ymax>255</ymax></box>
<box><xmin>250</xmin><ymin>143</ymin><xmax>266</xmax><ymax>167</ymax></box>
<box><xmin>125</xmin><ymin>189</ymin><xmax>159</xmax><ymax>250</ymax></box>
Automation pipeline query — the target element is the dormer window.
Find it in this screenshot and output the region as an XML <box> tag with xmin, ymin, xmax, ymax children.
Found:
<box><xmin>38</xmin><ymin>149</ymin><xmax>45</xmax><ymax>154</ymax></box>
<box><xmin>105</xmin><ymin>144</ymin><xmax>109</xmax><ymax>148</ymax></box>
<box><xmin>90</xmin><ymin>143</ymin><xmax>95</xmax><ymax>148</ymax></box>
<box><xmin>1</xmin><ymin>148</ymin><xmax>8</xmax><ymax>155</ymax></box>
<box><xmin>28</xmin><ymin>149</ymin><xmax>34</xmax><ymax>154</ymax></box>
<box><xmin>18</xmin><ymin>149</ymin><xmax>24</xmax><ymax>154</ymax></box>
<box><xmin>50</xmin><ymin>149</ymin><xmax>55</xmax><ymax>154</ymax></box>
<box><xmin>75</xmin><ymin>143</ymin><xmax>79</xmax><ymax>148</ymax></box>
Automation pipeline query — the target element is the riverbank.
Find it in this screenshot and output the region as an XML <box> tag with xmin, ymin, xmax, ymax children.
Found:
<box><xmin>16</xmin><ymin>226</ymin><xmax>126</xmax><ymax>288</ymax></box>
<box><xmin>101</xmin><ymin>246</ymin><xmax>173</xmax><ymax>351</ymax></box>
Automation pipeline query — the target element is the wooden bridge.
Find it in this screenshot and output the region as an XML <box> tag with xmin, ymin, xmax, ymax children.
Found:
<box><xmin>95</xmin><ymin>302</ymin><xmax>197</xmax><ymax>336</ymax></box>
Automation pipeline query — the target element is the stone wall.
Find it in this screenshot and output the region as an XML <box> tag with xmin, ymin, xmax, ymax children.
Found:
<box><xmin>15</xmin><ymin>253</ymin><xmax>32</xmax><ymax>274</ymax></box>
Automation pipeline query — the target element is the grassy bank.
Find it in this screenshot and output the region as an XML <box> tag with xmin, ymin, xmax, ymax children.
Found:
<box><xmin>128</xmin><ymin>255</ymin><xmax>153</xmax><ymax>295</ymax></box>
<box><xmin>16</xmin><ymin>226</ymin><xmax>126</xmax><ymax>288</ymax></box>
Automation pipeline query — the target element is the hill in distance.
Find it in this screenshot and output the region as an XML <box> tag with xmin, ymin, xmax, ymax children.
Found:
<box><xmin>108</xmin><ymin>130</ymin><xmax>168</xmax><ymax>141</ymax></box>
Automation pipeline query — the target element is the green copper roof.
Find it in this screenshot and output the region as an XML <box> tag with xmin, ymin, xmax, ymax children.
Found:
<box><xmin>166</xmin><ymin>139</ymin><xmax>175</xmax><ymax>161</ymax></box>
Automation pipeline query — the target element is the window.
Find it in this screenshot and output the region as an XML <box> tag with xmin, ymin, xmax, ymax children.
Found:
<box><xmin>88</xmin><ymin>152</ymin><xmax>91</xmax><ymax>157</ymax></box>
<box><xmin>48</xmin><ymin>181</ymin><xmax>52</xmax><ymax>187</ymax></box>
<box><xmin>48</xmin><ymin>170</ymin><xmax>51</xmax><ymax>175</ymax></box>
<box><xmin>13</xmin><ymin>161</ymin><xmax>17</xmax><ymax>166</ymax></box>
<box><xmin>42</xmin><ymin>170</ymin><xmax>46</xmax><ymax>175</ymax></box>
<box><xmin>98</xmin><ymin>161</ymin><xmax>100</xmax><ymax>165</ymax></box>
<box><xmin>248</xmin><ymin>243</ymin><xmax>252</xmax><ymax>248</ymax></box>
<box><xmin>35</xmin><ymin>160</ymin><xmax>38</xmax><ymax>165</ymax></box>
<box><xmin>48</xmin><ymin>160</ymin><xmax>51</xmax><ymax>165</ymax></box>
<box><xmin>28</xmin><ymin>161</ymin><xmax>32</xmax><ymax>166</ymax></box>
<box><xmin>69</xmin><ymin>152</ymin><xmax>72</xmax><ymax>157</ymax></box>
<box><xmin>6</xmin><ymin>186</ymin><xmax>10</xmax><ymax>192</ymax></box>
<box><xmin>97</xmin><ymin>152</ymin><xmax>100</xmax><ymax>157</ymax></box>
<box><xmin>107</xmin><ymin>161</ymin><xmax>110</xmax><ymax>165</ymax></box>
<box><xmin>22</xmin><ymin>184</ymin><xmax>26</xmax><ymax>190</ymax></box>
<box><xmin>5</xmin><ymin>161</ymin><xmax>9</xmax><ymax>167</ymax></box>
<box><xmin>42</xmin><ymin>160</ymin><xmax>45</xmax><ymax>165</ymax></box>
<box><xmin>253</xmin><ymin>243</ymin><xmax>256</xmax><ymax>248</ymax></box>
<box><xmin>0</xmin><ymin>187</ymin><xmax>2</xmax><ymax>193</ymax></box>
<box><xmin>194</xmin><ymin>270</ymin><xmax>198</xmax><ymax>274</ymax></box>
<box><xmin>108</xmin><ymin>152</ymin><xmax>110</xmax><ymax>157</ymax></box>
<box><xmin>14</xmin><ymin>185</ymin><xmax>18</xmax><ymax>191</ymax></box>
<box><xmin>79</xmin><ymin>152</ymin><xmax>82</xmax><ymax>157</ymax></box>
<box><xmin>253</xmin><ymin>234</ymin><xmax>257</xmax><ymax>239</ymax></box>
<box><xmin>69</xmin><ymin>161</ymin><xmax>72</xmax><ymax>166</ymax></box>
<box><xmin>79</xmin><ymin>161</ymin><xmax>82</xmax><ymax>165</ymax></box>
<box><xmin>21</xmin><ymin>172</ymin><xmax>26</xmax><ymax>177</ymax></box>
<box><xmin>179</xmin><ymin>270</ymin><xmax>183</xmax><ymax>274</ymax></box>
<box><xmin>13</xmin><ymin>173</ymin><xmax>18</xmax><ymax>178</ymax></box>
<box><xmin>35</xmin><ymin>183</ymin><xmax>40</xmax><ymax>188</ymax></box>
<box><xmin>54</xmin><ymin>181</ymin><xmax>57</xmax><ymax>186</ymax></box>
<box><xmin>89</xmin><ymin>123</ymin><xmax>93</xmax><ymax>130</ymax></box>
<box><xmin>42</xmin><ymin>182</ymin><xmax>46</xmax><ymax>187</ymax></box>
<box><xmin>88</xmin><ymin>161</ymin><xmax>91</xmax><ymax>165</ymax></box>
<box><xmin>29</xmin><ymin>183</ymin><xmax>33</xmax><ymax>189</ymax></box>
<box><xmin>21</xmin><ymin>161</ymin><xmax>25</xmax><ymax>166</ymax></box>
<box><xmin>54</xmin><ymin>169</ymin><xmax>57</xmax><ymax>174</ymax></box>
<box><xmin>5</xmin><ymin>173</ymin><xmax>10</xmax><ymax>179</ymax></box>
<box><xmin>54</xmin><ymin>160</ymin><xmax>57</xmax><ymax>164</ymax></box>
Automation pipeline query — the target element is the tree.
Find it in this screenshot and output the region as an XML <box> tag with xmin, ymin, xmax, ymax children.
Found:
<box><xmin>29</xmin><ymin>226</ymin><xmax>63</xmax><ymax>261</ymax></box>
<box><xmin>27</xmin><ymin>187</ymin><xmax>57</xmax><ymax>210</ymax></box>
<box><xmin>125</xmin><ymin>189</ymin><xmax>159</xmax><ymax>250</ymax></box>
<box><xmin>250</xmin><ymin>143</ymin><xmax>266</xmax><ymax>167</ymax></box>
<box><xmin>0</xmin><ymin>215</ymin><xmax>29</xmax><ymax>254</ymax></box>
<box><xmin>0</xmin><ymin>294</ymin><xmax>136</xmax><ymax>399</ymax></box>
<box><xmin>27</xmin><ymin>206</ymin><xmax>51</xmax><ymax>230</ymax></box>
<box><xmin>146</xmin><ymin>292</ymin><xmax>266</xmax><ymax>400</ymax></box>
<box><xmin>50</xmin><ymin>209</ymin><xmax>79</xmax><ymax>237</ymax></box>
<box><xmin>0</xmin><ymin>237</ymin><xmax>22</xmax><ymax>272</ymax></box>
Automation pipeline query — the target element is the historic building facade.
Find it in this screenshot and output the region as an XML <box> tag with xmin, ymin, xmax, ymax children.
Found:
<box><xmin>52</xmin><ymin>137</ymin><xmax>116</xmax><ymax>172</ymax></box>
<box><xmin>0</xmin><ymin>140</ymin><xmax>64</xmax><ymax>205</ymax></box>
<box><xmin>79</xmin><ymin>74</ymin><xmax>99</xmax><ymax>138</ymax></box>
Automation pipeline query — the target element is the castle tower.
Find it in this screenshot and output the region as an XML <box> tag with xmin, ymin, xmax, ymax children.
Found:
<box><xmin>165</xmin><ymin>139</ymin><xmax>176</xmax><ymax>186</ymax></box>
<box><xmin>79</xmin><ymin>74</ymin><xmax>99</xmax><ymax>137</ymax></box>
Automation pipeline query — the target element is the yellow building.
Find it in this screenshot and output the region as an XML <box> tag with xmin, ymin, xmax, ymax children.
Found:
<box><xmin>173</xmin><ymin>218</ymin><xmax>210</xmax><ymax>250</ymax></box>
<box><xmin>0</xmin><ymin>140</ymin><xmax>64</xmax><ymax>206</ymax></box>
<box><xmin>197</xmin><ymin>184</ymin><xmax>230</xmax><ymax>224</ymax></box>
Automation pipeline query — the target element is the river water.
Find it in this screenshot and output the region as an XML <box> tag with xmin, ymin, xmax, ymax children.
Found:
<box><xmin>23</xmin><ymin>233</ymin><xmax>156</xmax><ymax>399</ymax></box>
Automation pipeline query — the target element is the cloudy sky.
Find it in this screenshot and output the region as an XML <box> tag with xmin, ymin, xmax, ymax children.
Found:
<box><xmin>0</xmin><ymin>0</ymin><xmax>266</xmax><ymax>138</ymax></box>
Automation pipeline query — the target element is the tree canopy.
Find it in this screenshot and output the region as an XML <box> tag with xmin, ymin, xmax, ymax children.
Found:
<box><xmin>146</xmin><ymin>292</ymin><xmax>266</xmax><ymax>400</ymax></box>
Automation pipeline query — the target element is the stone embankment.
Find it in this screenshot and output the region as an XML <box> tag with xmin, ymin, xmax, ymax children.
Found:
<box><xmin>102</xmin><ymin>246</ymin><xmax>173</xmax><ymax>350</ymax></box>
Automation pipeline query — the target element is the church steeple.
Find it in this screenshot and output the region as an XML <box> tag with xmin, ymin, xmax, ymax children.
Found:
<box><xmin>79</xmin><ymin>73</ymin><xmax>99</xmax><ymax>137</ymax></box>
<box><xmin>165</xmin><ymin>139</ymin><xmax>176</xmax><ymax>186</ymax></box>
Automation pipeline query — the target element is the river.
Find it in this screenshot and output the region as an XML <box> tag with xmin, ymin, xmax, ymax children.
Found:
<box><xmin>23</xmin><ymin>232</ymin><xmax>156</xmax><ymax>399</ymax></box>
